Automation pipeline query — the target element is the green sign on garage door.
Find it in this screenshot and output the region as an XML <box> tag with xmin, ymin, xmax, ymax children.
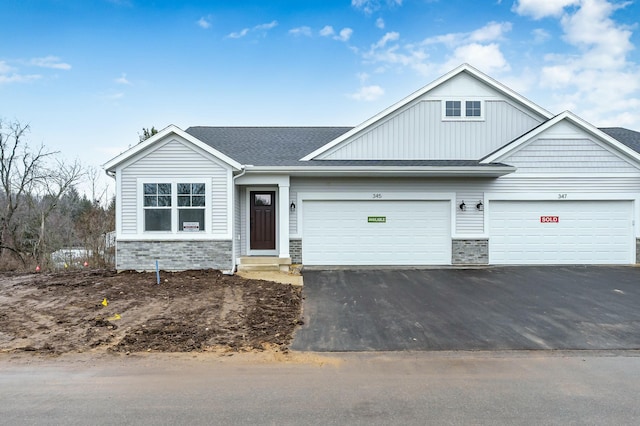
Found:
<box><xmin>368</xmin><ymin>216</ymin><xmax>386</xmax><ymax>223</ymax></box>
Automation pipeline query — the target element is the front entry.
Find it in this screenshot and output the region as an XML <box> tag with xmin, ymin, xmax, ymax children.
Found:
<box><xmin>250</xmin><ymin>191</ymin><xmax>276</xmax><ymax>250</ymax></box>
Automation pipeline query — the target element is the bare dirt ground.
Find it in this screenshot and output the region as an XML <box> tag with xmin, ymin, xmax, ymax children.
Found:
<box><xmin>0</xmin><ymin>269</ymin><xmax>303</xmax><ymax>355</ymax></box>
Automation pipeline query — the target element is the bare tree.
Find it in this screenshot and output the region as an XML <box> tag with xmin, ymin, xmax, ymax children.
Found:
<box><xmin>28</xmin><ymin>159</ymin><xmax>84</xmax><ymax>263</ymax></box>
<box><xmin>0</xmin><ymin>120</ymin><xmax>56</xmax><ymax>264</ymax></box>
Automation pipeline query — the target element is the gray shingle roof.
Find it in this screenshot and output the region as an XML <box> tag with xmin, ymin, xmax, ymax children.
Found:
<box><xmin>185</xmin><ymin>126</ymin><xmax>509</xmax><ymax>168</ymax></box>
<box><xmin>600</xmin><ymin>127</ymin><xmax>640</xmax><ymax>153</ymax></box>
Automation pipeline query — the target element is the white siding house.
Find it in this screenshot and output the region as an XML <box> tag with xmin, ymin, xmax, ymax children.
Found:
<box><xmin>104</xmin><ymin>64</ymin><xmax>640</xmax><ymax>271</ymax></box>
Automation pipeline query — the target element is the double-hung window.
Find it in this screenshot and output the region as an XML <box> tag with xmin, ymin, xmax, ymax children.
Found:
<box><xmin>143</xmin><ymin>183</ymin><xmax>172</xmax><ymax>231</ymax></box>
<box><xmin>178</xmin><ymin>183</ymin><xmax>205</xmax><ymax>232</ymax></box>
<box><xmin>142</xmin><ymin>181</ymin><xmax>207</xmax><ymax>233</ymax></box>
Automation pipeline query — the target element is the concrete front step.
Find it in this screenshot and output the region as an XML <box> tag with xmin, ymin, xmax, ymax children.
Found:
<box><xmin>237</xmin><ymin>257</ymin><xmax>292</xmax><ymax>273</ymax></box>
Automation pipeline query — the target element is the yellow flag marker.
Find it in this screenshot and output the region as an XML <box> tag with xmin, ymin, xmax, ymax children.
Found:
<box><xmin>64</xmin><ymin>262</ymin><xmax>68</xmax><ymax>269</ymax></box>
<box><xmin>102</xmin><ymin>298</ymin><xmax>108</xmax><ymax>307</ymax></box>
<box><xmin>108</xmin><ymin>313</ymin><xmax>121</xmax><ymax>321</ymax></box>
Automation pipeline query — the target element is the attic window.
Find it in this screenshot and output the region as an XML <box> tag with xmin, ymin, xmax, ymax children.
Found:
<box><xmin>443</xmin><ymin>99</ymin><xmax>484</xmax><ymax>120</ymax></box>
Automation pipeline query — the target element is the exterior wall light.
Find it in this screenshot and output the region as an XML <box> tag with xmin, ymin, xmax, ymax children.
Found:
<box><xmin>290</xmin><ymin>202</ymin><xmax>296</xmax><ymax>212</ymax></box>
<box><xmin>476</xmin><ymin>201</ymin><xmax>484</xmax><ymax>211</ymax></box>
<box><xmin>459</xmin><ymin>201</ymin><xmax>466</xmax><ymax>211</ymax></box>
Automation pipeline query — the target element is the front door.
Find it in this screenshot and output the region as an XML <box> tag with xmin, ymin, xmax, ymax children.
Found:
<box><xmin>250</xmin><ymin>191</ymin><xmax>276</xmax><ymax>250</ymax></box>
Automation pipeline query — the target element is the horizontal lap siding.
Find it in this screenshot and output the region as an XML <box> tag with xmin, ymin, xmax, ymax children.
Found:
<box><xmin>506</xmin><ymin>138</ymin><xmax>639</xmax><ymax>174</ymax></box>
<box><xmin>120</xmin><ymin>138</ymin><xmax>230</xmax><ymax>235</ymax></box>
<box><xmin>319</xmin><ymin>100</ymin><xmax>542</xmax><ymax>160</ymax></box>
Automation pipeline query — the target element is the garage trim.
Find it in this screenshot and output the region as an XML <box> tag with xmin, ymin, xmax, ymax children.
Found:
<box><xmin>291</xmin><ymin>191</ymin><xmax>456</xmax><ymax>238</ymax></box>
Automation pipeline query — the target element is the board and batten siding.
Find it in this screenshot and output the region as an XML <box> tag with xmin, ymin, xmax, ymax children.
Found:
<box><xmin>502</xmin><ymin>138</ymin><xmax>640</xmax><ymax>174</ymax></box>
<box><xmin>317</xmin><ymin>100</ymin><xmax>542</xmax><ymax>160</ymax></box>
<box><xmin>120</xmin><ymin>138</ymin><xmax>230</xmax><ymax>235</ymax></box>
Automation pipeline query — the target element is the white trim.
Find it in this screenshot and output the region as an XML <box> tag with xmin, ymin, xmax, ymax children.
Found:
<box><xmin>300</xmin><ymin>64</ymin><xmax>553</xmax><ymax>161</ymax></box>
<box><xmin>116</xmin><ymin>235</ymin><xmax>231</xmax><ymax>242</ymax></box>
<box><xmin>242</xmin><ymin>165</ymin><xmax>515</xmax><ymax>177</ymax></box>
<box><xmin>296</xmin><ymin>191</ymin><xmax>456</xmax><ymax>238</ymax></box>
<box><xmin>484</xmin><ymin>192</ymin><xmax>640</xmax><ymax>239</ymax></box>
<box><xmin>115</xmin><ymin>170</ymin><xmax>123</xmax><ymax>236</ymax></box>
<box><xmin>482</xmin><ymin>111</ymin><xmax>640</xmax><ymax>166</ymax></box>
<box><xmin>226</xmin><ymin>169</ymin><xmax>234</xmax><ymax>238</ymax></box>
<box><xmin>136</xmin><ymin>178</ymin><xmax>216</xmax><ymax>237</ymax></box>
<box><xmin>245</xmin><ymin>186</ymin><xmax>279</xmax><ymax>256</ymax></box>
<box><xmin>103</xmin><ymin>125</ymin><xmax>242</xmax><ymax>171</ymax></box>
<box><xmin>441</xmin><ymin>98</ymin><xmax>485</xmax><ymax>121</ymax></box>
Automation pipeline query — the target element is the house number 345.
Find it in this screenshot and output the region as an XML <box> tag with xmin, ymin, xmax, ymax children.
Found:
<box><xmin>373</xmin><ymin>193</ymin><xmax>382</xmax><ymax>199</ymax></box>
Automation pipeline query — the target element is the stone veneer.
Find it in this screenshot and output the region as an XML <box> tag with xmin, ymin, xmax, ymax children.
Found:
<box><xmin>636</xmin><ymin>238</ymin><xmax>640</xmax><ymax>264</ymax></box>
<box><xmin>116</xmin><ymin>240</ymin><xmax>232</xmax><ymax>271</ymax></box>
<box><xmin>290</xmin><ymin>239</ymin><xmax>302</xmax><ymax>264</ymax></box>
<box><xmin>452</xmin><ymin>239</ymin><xmax>489</xmax><ymax>265</ymax></box>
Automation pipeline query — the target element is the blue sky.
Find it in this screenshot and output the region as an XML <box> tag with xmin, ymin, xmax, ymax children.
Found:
<box><xmin>1</xmin><ymin>0</ymin><xmax>639</xmax><ymax>196</ymax></box>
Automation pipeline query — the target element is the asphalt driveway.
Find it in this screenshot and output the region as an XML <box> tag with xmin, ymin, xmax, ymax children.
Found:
<box><xmin>291</xmin><ymin>266</ymin><xmax>640</xmax><ymax>351</ymax></box>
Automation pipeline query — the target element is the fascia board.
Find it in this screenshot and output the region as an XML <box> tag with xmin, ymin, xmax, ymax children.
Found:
<box><xmin>242</xmin><ymin>165</ymin><xmax>516</xmax><ymax>177</ymax></box>
<box><xmin>103</xmin><ymin>124</ymin><xmax>242</xmax><ymax>171</ymax></box>
<box><xmin>300</xmin><ymin>63</ymin><xmax>553</xmax><ymax>162</ymax></box>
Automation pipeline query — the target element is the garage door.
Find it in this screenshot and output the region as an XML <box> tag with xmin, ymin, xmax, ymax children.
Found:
<box><xmin>489</xmin><ymin>200</ymin><xmax>634</xmax><ymax>264</ymax></box>
<box><xmin>302</xmin><ymin>200</ymin><xmax>451</xmax><ymax>265</ymax></box>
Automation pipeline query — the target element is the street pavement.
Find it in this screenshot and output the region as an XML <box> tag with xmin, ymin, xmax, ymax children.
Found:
<box><xmin>1</xmin><ymin>351</ymin><xmax>640</xmax><ymax>425</ymax></box>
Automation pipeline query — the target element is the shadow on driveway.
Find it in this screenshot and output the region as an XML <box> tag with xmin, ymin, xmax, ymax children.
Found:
<box><xmin>291</xmin><ymin>266</ymin><xmax>640</xmax><ymax>351</ymax></box>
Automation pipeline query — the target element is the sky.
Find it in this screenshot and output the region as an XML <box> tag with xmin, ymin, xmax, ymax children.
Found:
<box><xmin>1</xmin><ymin>0</ymin><xmax>640</xmax><ymax>197</ymax></box>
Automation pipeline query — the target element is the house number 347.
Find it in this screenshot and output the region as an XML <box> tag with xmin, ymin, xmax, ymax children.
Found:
<box><xmin>372</xmin><ymin>193</ymin><xmax>382</xmax><ymax>199</ymax></box>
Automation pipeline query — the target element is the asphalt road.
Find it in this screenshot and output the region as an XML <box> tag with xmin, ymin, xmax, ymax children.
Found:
<box><xmin>292</xmin><ymin>266</ymin><xmax>640</xmax><ymax>351</ymax></box>
<box><xmin>2</xmin><ymin>352</ymin><xmax>640</xmax><ymax>425</ymax></box>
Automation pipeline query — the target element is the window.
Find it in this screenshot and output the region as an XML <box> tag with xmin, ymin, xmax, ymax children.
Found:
<box><xmin>141</xmin><ymin>181</ymin><xmax>207</xmax><ymax>233</ymax></box>
<box><xmin>445</xmin><ymin>100</ymin><xmax>461</xmax><ymax>117</ymax></box>
<box><xmin>178</xmin><ymin>183</ymin><xmax>205</xmax><ymax>232</ymax></box>
<box><xmin>443</xmin><ymin>99</ymin><xmax>483</xmax><ymax>120</ymax></box>
<box><xmin>144</xmin><ymin>183</ymin><xmax>172</xmax><ymax>231</ymax></box>
<box><xmin>466</xmin><ymin>101</ymin><xmax>481</xmax><ymax>117</ymax></box>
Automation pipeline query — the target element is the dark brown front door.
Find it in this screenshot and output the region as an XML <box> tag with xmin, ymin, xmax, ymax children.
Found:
<box><xmin>250</xmin><ymin>191</ymin><xmax>276</xmax><ymax>250</ymax></box>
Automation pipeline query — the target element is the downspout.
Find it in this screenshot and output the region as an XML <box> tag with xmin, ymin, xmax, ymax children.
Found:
<box><xmin>223</xmin><ymin>166</ymin><xmax>247</xmax><ymax>275</ymax></box>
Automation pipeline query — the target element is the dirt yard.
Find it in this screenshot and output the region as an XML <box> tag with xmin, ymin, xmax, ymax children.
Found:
<box><xmin>0</xmin><ymin>269</ymin><xmax>303</xmax><ymax>355</ymax></box>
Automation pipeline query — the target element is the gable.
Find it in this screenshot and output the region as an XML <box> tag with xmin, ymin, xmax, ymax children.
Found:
<box><xmin>317</xmin><ymin>97</ymin><xmax>543</xmax><ymax>160</ymax></box>
<box><xmin>497</xmin><ymin>120</ymin><xmax>640</xmax><ymax>175</ymax></box>
<box><xmin>307</xmin><ymin>65</ymin><xmax>551</xmax><ymax>162</ymax></box>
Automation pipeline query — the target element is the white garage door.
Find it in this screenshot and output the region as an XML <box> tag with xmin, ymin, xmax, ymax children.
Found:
<box><xmin>302</xmin><ymin>200</ymin><xmax>451</xmax><ymax>265</ymax></box>
<box><xmin>489</xmin><ymin>200</ymin><xmax>634</xmax><ymax>264</ymax></box>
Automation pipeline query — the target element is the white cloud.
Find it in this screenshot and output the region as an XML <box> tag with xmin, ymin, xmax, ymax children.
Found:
<box><xmin>356</xmin><ymin>72</ymin><xmax>370</xmax><ymax>84</ymax></box>
<box><xmin>320</xmin><ymin>26</ymin><xmax>335</xmax><ymax>37</ymax></box>
<box><xmin>0</xmin><ymin>61</ymin><xmax>14</xmax><ymax>74</ymax></box>
<box><xmin>469</xmin><ymin>21</ymin><xmax>512</xmax><ymax>43</ymax></box>
<box><xmin>441</xmin><ymin>43</ymin><xmax>511</xmax><ymax>74</ymax></box>
<box><xmin>512</xmin><ymin>0</ymin><xmax>580</xmax><ymax>19</ymax></box>
<box><xmin>373</xmin><ymin>32</ymin><xmax>399</xmax><ymax>49</ymax></box>
<box><xmin>532</xmin><ymin>28</ymin><xmax>551</xmax><ymax>43</ymax></box>
<box><xmin>227</xmin><ymin>28</ymin><xmax>250</xmax><ymax>39</ymax></box>
<box><xmin>227</xmin><ymin>20</ymin><xmax>278</xmax><ymax>39</ymax></box>
<box><xmin>254</xmin><ymin>20</ymin><xmax>278</xmax><ymax>31</ymax></box>
<box><xmin>423</xmin><ymin>21</ymin><xmax>512</xmax><ymax>47</ymax></box>
<box><xmin>363</xmin><ymin>32</ymin><xmax>431</xmax><ymax>76</ymax></box>
<box><xmin>334</xmin><ymin>28</ymin><xmax>353</xmax><ymax>42</ymax></box>
<box><xmin>522</xmin><ymin>0</ymin><xmax>640</xmax><ymax>129</ymax></box>
<box><xmin>197</xmin><ymin>16</ymin><xmax>212</xmax><ymax>29</ymax></box>
<box><xmin>0</xmin><ymin>73</ymin><xmax>42</xmax><ymax>84</ymax></box>
<box><xmin>289</xmin><ymin>26</ymin><xmax>312</xmax><ymax>37</ymax></box>
<box><xmin>348</xmin><ymin>85</ymin><xmax>385</xmax><ymax>101</ymax></box>
<box><xmin>30</xmin><ymin>56</ymin><xmax>71</xmax><ymax>70</ymax></box>
<box><xmin>115</xmin><ymin>73</ymin><xmax>131</xmax><ymax>85</ymax></box>
<box><xmin>352</xmin><ymin>0</ymin><xmax>403</xmax><ymax>15</ymax></box>
<box><xmin>376</xmin><ymin>18</ymin><xmax>385</xmax><ymax>29</ymax></box>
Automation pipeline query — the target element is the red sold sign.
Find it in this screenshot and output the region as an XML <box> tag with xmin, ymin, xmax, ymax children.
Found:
<box><xmin>540</xmin><ymin>216</ymin><xmax>559</xmax><ymax>223</ymax></box>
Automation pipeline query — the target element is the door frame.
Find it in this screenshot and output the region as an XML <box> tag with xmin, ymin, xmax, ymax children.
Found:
<box><xmin>246</xmin><ymin>186</ymin><xmax>278</xmax><ymax>256</ymax></box>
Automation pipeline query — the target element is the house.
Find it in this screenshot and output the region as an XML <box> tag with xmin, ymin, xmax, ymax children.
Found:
<box><xmin>103</xmin><ymin>64</ymin><xmax>640</xmax><ymax>271</ymax></box>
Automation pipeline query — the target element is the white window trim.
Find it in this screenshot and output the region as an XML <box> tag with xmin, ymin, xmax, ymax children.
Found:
<box><xmin>137</xmin><ymin>178</ymin><xmax>212</xmax><ymax>236</ymax></box>
<box><xmin>442</xmin><ymin>98</ymin><xmax>485</xmax><ymax>121</ymax></box>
